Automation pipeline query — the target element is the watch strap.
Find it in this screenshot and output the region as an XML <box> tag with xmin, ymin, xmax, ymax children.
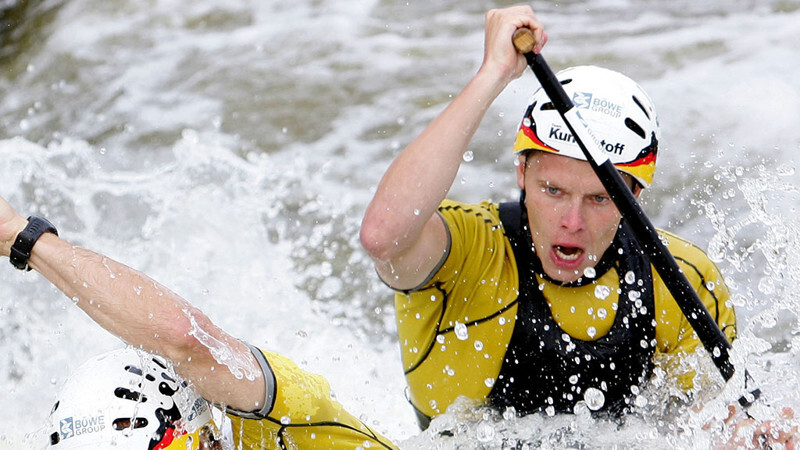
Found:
<box><xmin>9</xmin><ymin>216</ymin><xmax>58</xmax><ymax>271</ymax></box>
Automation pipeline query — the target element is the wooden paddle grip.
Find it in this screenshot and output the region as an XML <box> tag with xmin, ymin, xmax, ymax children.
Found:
<box><xmin>512</xmin><ymin>28</ymin><xmax>536</xmax><ymax>54</ymax></box>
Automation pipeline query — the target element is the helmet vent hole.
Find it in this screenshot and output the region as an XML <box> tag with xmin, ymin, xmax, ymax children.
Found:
<box><xmin>114</xmin><ymin>387</ymin><xmax>147</xmax><ymax>402</ymax></box>
<box><xmin>49</xmin><ymin>432</ymin><xmax>60</xmax><ymax>445</ymax></box>
<box><xmin>159</xmin><ymin>381</ymin><xmax>178</xmax><ymax>396</ymax></box>
<box><xmin>541</xmin><ymin>102</ymin><xmax>556</xmax><ymax>111</ymax></box>
<box><xmin>561</xmin><ymin>78</ymin><xmax>573</xmax><ymax>85</ymax></box>
<box><xmin>151</xmin><ymin>357</ymin><xmax>168</xmax><ymax>370</ymax></box>
<box><xmin>112</xmin><ymin>417</ymin><xmax>149</xmax><ymax>430</ymax></box>
<box><xmin>632</xmin><ymin>95</ymin><xmax>650</xmax><ymax>120</ymax></box>
<box><xmin>124</xmin><ymin>364</ymin><xmax>143</xmax><ymax>376</ymax></box>
<box><xmin>625</xmin><ymin>118</ymin><xmax>646</xmax><ymax>139</ymax></box>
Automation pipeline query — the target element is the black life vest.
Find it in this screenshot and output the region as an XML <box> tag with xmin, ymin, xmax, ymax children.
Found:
<box><xmin>488</xmin><ymin>200</ymin><xmax>656</xmax><ymax>417</ymax></box>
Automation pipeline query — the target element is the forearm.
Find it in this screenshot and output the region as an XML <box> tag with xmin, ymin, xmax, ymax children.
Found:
<box><xmin>25</xmin><ymin>233</ymin><xmax>266</xmax><ymax>410</ymax></box>
<box><xmin>29</xmin><ymin>233</ymin><xmax>195</xmax><ymax>354</ymax></box>
<box><xmin>362</xmin><ymin>6</ymin><xmax>540</xmax><ymax>262</ymax></box>
<box><xmin>362</xmin><ymin>69</ymin><xmax>507</xmax><ymax>260</ymax></box>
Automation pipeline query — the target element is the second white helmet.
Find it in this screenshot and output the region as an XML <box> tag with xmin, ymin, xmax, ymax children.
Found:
<box><xmin>45</xmin><ymin>348</ymin><xmax>220</xmax><ymax>449</ymax></box>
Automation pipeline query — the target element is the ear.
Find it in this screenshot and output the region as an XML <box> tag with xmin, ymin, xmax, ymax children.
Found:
<box><xmin>516</xmin><ymin>154</ymin><xmax>527</xmax><ymax>190</ymax></box>
<box><xmin>632</xmin><ymin>183</ymin><xmax>643</xmax><ymax>199</ymax></box>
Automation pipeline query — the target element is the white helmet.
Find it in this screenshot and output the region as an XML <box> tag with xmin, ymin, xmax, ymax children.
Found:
<box><xmin>46</xmin><ymin>348</ymin><xmax>220</xmax><ymax>449</ymax></box>
<box><xmin>513</xmin><ymin>65</ymin><xmax>660</xmax><ymax>187</ymax></box>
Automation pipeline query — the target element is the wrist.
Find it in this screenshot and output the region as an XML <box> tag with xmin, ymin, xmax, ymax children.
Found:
<box><xmin>9</xmin><ymin>216</ymin><xmax>58</xmax><ymax>271</ymax></box>
<box><xmin>470</xmin><ymin>65</ymin><xmax>513</xmax><ymax>103</ymax></box>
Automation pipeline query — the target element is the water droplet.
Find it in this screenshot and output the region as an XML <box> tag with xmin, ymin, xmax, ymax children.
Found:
<box><xmin>454</xmin><ymin>322</ymin><xmax>469</xmax><ymax>340</ymax></box>
<box><xmin>280</xmin><ymin>415</ymin><xmax>292</xmax><ymax>425</ymax></box>
<box><xmin>561</xmin><ymin>333</ymin><xmax>571</xmax><ymax>342</ymax></box>
<box><xmin>624</xmin><ymin>271</ymin><xmax>636</xmax><ymax>284</ymax></box>
<box><xmin>706</xmin><ymin>281</ymin><xmax>716</xmax><ymax>291</ymax></box>
<box><xmin>436</xmin><ymin>335</ymin><xmax>445</xmax><ymax>344</ymax></box>
<box><xmin>569</xmin><ymin>375</ymin><xmax>579</xmax><ymax>384</ymax></box>
<box><xmin>634</xmin><ymin>395</ymin><xmax>648</xmax><ymax>408</ymax></box>
<box><xmin>463</xmin><ymin>151</ymin><xmax>474</xmax><ymax>162</ymax></box>
<box><xmin>484</xmin><ymin>377</ymin><xmax>495</xmax><ymax>387</ymax></box>
<box><xmin>583</xmin><ymin>267</ymin><xmax>596</xmax><ymax>278</ymax></box>
<box><xmin>597</xmin><ymin>308</ymin><xmax>607</xmax><ymax>319</ymax></box>
<box><xmin>587</xmin><ymin>326</ymin><xmax>597</xmax><ymax>338</ymax></box>
<box><xmin>476</xmin><ymin>421</ymin><xmax>496</xmax><ymax>442</ymax></box>
<box><xmin>545</xmin><ymin>405</ymin><xmax>556</xmax><ymax>416</ymax></box>
<box><xmin>640</xmin><ymin>339</ymin><xmax>649</xmax><ymax>348</ymax></box>
<box><xmin>584</xmin><ymin>387</ymin><xmax>605</xmax><ymax>411</ymax></box>
<box><xmin>473</xmin><ymin>340</ymin><xmax>484</xmax><ymax>351</ymax></box>
<box><xmin>594</xmin><ymin>285</ymin><xmax>611</xmax><ymax>300</ymax></box>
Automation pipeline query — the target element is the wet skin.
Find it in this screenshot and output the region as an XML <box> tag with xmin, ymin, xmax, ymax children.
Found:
<box><xmin>516</xmin><ymin>151</ymin><xmax>639</xmax><ymax>283</ymax></box>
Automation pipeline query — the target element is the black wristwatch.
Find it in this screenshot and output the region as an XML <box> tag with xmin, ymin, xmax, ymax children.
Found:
<box><xmin>9</xmin><ymin>216</ymin><xmax>58</xmax><ymax>271</ymax></box>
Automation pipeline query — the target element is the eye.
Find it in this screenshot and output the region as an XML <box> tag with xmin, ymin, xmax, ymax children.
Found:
<box><xmin>543</xmin><ymin>186</ymin><xmax>560</xmax><ymax>195</ymax></box>
<box><xmin>593</xmin><ymin>194</ymin><xmax>610</xmax><ymax>204</ymax></box>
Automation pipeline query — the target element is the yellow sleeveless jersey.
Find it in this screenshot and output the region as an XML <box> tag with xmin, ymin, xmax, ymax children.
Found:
<box><xmin>394</xmin><ymin>199</ymin><xmax>736</xmax><ymax>420</ymax></box>
<box><xmin>226</xmin><ymin>350</ymin><xmax>397</xmax><ymax>449</ymax></box>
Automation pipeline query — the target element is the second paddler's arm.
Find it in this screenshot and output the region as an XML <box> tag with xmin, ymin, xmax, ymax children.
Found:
<box><xmin>0</xmin><ymin>197</ymin><xmax>267</xmax><ymax>414</ymax></box>
<box><xmin>360</xmin><ymin>7</ymin><xmax>545</xmax><ymax>290</ymax></box>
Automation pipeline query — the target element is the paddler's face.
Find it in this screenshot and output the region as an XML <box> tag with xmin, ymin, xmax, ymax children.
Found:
<box><xmin>516</xmin><ymin>151</ymin><xmax>640</xmax><ymax>283</ymax></box>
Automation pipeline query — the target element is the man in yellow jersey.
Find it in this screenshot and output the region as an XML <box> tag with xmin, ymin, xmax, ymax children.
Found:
<box><xmin>0</xmin><ymin>194</ymin><xmax>396</xmax><ymax>449</ymax></box>
<box><xmin>360</xmin><ymin>5</ymin><xmax>793</xmax><ymax>446</ymax></box>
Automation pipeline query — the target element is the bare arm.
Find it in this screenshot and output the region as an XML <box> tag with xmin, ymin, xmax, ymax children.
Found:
<box><xmin>360</xmin><ymin>6</ymin><xmax>546</xmax><ymax>290</ymax></box>
<box><xmin>0</xmin><ymin>197</ymin><xmax>266</xmax><ymax>413</ymax></box>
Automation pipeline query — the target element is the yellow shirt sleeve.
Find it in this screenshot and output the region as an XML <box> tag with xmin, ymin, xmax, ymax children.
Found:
<box><xmin>395</xmin><ymin>200</ymin><xmax>519</xmax><ymax>418</ymax></box>
<box><xmin>226</xmin><ymin>350</ymin><xmax>397</xmax><ymax>449</ymax></box>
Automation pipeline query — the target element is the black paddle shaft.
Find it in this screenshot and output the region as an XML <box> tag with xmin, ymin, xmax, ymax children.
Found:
<box><xmin>513</xmin><ymin>32</ymin><xmax>735</xmax><ymax>381</ymax></box>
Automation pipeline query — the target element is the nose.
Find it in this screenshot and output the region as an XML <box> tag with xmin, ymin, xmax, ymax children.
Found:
<box><xmin>559</xmin><ymin>200</ymin><xmax>585</xmax><ymax>232</ymax></box>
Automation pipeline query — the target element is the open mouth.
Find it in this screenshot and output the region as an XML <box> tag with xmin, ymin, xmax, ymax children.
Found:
<box><xmin>554</xmin><ymin>245</ymin><xmax>583</xmax><ymax>262</ymax></box>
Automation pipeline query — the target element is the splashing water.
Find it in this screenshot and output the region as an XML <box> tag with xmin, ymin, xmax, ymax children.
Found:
<box><xmin>186</xmin><ymin>310</ymin><xmax>261</xmax><ymax>382</ymax></box>
<box><xmin>2</xmin><ymin>0</ymin><xmax>800</xmax><ymax>448</ymax></box>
